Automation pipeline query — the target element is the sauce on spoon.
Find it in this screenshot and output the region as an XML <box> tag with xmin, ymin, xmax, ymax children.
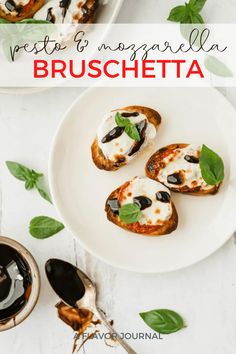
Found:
<box><xmin>45</xmin><ymin>259</ymin><xmax>85</xmax><ymax>307</ymax></box>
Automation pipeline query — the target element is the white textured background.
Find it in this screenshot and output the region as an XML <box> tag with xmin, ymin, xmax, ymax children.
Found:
<box><xmin>1</xmin><ymin>1</ymin><xmax>236</xmax><ymax>353</ymax></box>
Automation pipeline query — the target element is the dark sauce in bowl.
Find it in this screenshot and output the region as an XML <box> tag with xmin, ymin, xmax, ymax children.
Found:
<box><xmin>0</xmin><ymin>244</ymin><xmax>32</xmax><ymax>323</ymax></box>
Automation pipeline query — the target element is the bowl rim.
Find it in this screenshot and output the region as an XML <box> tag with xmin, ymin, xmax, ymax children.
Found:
<box><xmin>0</xmin><ymin>236</ymin><xmax>41</xmax><ymax>332</ymax></box>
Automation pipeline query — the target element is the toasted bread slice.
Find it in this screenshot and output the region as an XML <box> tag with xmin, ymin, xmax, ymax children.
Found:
<box><xmin>146</xmin><ymin>143</ymin><xmax>220</xmax><ymax>195</ymax></box>
<box><xmin>34</xmin><ymin>0</ymin><xmax>99</xmax><ymax>24</ymax></box>
<box><xmin>0</xmin><ymin>0</ymin><xmax>45</xmax><ymax>22</ymax></box>
<box><xmin>92</xmin><ymin>106</ymin><xmax>161</xmax><ymax>171</ymax></box>
<box><xmin>105</xmin><ymin>177</ymin><xmax>178</xmax><ymax>236</ymax></box>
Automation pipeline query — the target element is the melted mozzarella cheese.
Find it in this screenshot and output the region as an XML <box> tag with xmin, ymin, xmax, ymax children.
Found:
<box><xmin>119</xmin><ymin>177</ymin><xmax>172</xmax><ymax>226</ymax></box>
<box><xmin>34</xmin><ymin>0</ymin><xmax>87</xmax><ymax>24</ymax></box>
<box><xmin>158</xmin><ymin>144</ymin><xmax>211</xmax><ymax>190</ymax></box>
<box><xmin>97</xmin><ymin>111</ymin><xmax>156</xmax><ymax>163</ymax></box>
<box><xmin>0</xmin><ymin>0</ymin><xmax>31</xmax><ymax>15</ymax></box>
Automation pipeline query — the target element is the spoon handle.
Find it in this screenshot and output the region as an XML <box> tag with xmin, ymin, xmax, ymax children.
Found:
<box><xmin>94</xmin><ymin>308</ymin><xmax>138</xmax><ymax>354</ymax></box>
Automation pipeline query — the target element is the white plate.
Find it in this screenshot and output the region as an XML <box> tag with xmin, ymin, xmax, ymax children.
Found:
<box><xmin>0</xmin><ymin>0</ymin><xmax>124</xmax><ymax>95</ymax></box>
<box><xmin>49</xmin><ymin>87</ymin><xmax>236</xmax><ymax>273</ymax></box>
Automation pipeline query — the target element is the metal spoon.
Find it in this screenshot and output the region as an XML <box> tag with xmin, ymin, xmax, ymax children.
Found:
<box><xmin>45</xmin><ymin>259</ymin><xmax>137</xmax><ymax>354</ymax></box>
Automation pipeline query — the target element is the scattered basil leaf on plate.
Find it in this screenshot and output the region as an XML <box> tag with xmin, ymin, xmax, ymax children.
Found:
<box><xmin>29</xmin><ymin>216</ymin><xmax>64</xmax><ymax>239</ymax></box>
<box><xmin>199</xmin><ymin>144</ymin><xmax>224</xmax><ymax>185</ymax></box>
<box><xmin>115</xmin><ymin>112</ymin><xmax>140</xmax><ymax>141</ymax></box>
<box><xmin>204</xmin><ymin>56</ymin><xmax>233</xmax><ymax>78</ymax></box>
<box><xmin>119</xmin><ymin>203</ymin><xmax>142</xmax><ymax>224</ymax></box>
<box><xmin>139</xmin><ymin>309</ymin><xmax>186</xmax><ymax>334</ymax></box>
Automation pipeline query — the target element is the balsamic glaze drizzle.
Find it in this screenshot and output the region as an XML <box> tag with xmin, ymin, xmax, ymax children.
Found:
<box><xmin>128</xmin><ymin>119</ymin><xmax>147</xmax><ymax>156</ymax></box>
<box><xmin>133</xmin><ymin>196</ymin><xmax>152</xmax><ymax>210</ymax></box>
<box><xmin>107</xmin><ymin>199</ymin><xmax>120</xmax><ymax>215</ymax></box>
<box><xmin>184</xmin><ymin>155</ymin><xmax>199</xmax><ymax>164</ymax></box>
<box><xmin>167</xmin><ymin>173</ymin><xmax>183</xmax><ymax>185</ymax></box>
<box><xmin>156</xmin><ymin>191</ymin><xmax>171</xmax><ymax>203</ymax></box>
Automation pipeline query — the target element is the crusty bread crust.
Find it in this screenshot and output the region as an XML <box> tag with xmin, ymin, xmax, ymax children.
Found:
<box><xmin>0</xmin><ymin>0</ymin><xmax>98</xmax><ymax>23</ymax></box>
<box><xmin>91</xmin><ymin>106</ymin><xmax>161</xmax><ymax>171</ymax></box>
<box><xmin>146</xmin><ymin>143</ymin><xmax>220</xmax><ymax>195</ymax></box>
<box><xmin>0</xmin><ymin>0</ymin><xmax>45</xmax><ymax>22</ymax></box>
<box><xmin>105</xmin><ymin>185</ymin><xmax>178</xmax><ymax>236</ymax></box>
<box><xmin>73</xmin><ymin>0</ymin><xmax>99</xmax><ymax>23</ymax></box>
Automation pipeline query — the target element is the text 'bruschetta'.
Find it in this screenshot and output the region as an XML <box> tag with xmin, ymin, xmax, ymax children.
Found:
<box><xmin>92</xmin><ymin>106</ymin><xmax>161</xmax><ymax>171</ymax></box>
<box><xmin>105</xmin><ymin>177</ymin><xmax>178</xmax><ymax>236</ymax></box>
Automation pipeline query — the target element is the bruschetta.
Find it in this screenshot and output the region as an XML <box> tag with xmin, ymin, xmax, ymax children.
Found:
<box><xmin>105</xmin><ymin>177</ymin><xmax>178</xmax><ymax>236</ymax></box>
<box><xmin>146</xmin><ymin>144</ymin><xmax>221</xmax><ymax>195</ymax></box>
<box><xmin>0</xmin><ymin>0</ymin><xmax>45</xmax><ymax>22</ymax></box>
<box><xmin>92</xmin><ymin>106</ymin><xmax>161</xmax><ymax>171</ymax></box>
<box><xmin>34</xmin><ymin>0</ymin><xmax>99</xmax><ymax>24</ymax></box>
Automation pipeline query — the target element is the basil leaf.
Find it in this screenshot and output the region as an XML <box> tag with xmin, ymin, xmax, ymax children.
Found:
<box><xmin>25</xmin><ymin>179</ymin><xmax>36</xmax><ymax>190</ymax></box>
<box><xmin>6</xmin><ymin>161</ymin><xmax>52</xmax><ymax>203</ymax></box>
<box><xmin>31</xmin><ymin>170</ymin><xmax>43</xmax><ymax>179</ymax></box>
<box><xmin>0</xmin><ymin>19</ymin><xmax>10</xmax><ymax>24</ymax></box>
<box><xmin>204</xmin><ymin>56</ymin><xmax>233</xmax><ymax>78</ymax></box>
<box><xmin>29</xmin><ymin>216</ymin><xmax>64</xmax><ymax>239</ymax></box>
<box><xmin>125</xmin><ymin>123</ymin><xmax>141</xmax><ymax>141</ymax></box>
<box><xmin>167</xmin><ymin>6</ymin><xmax>187</xmax><ymax>22</ymax></box>
<box><xmin>19</xmin><ymin>19</ymin><xmax>52</xmax><ymax>24</ymax></box>
<box><xmin>119</xmin><ymin>203</ymin><xmax>142</xmax><ymax>224</ymax></box>
<box><xmin>168</xmin><ymin>0</ymin><xmax>207</xmax><ymax>23</ymax></box>
<box><xmin>189</xmin><ymin>0</ymin><xmax>207</xmax><ymax>12</ymax></box>
<box><xmin>115</xmin><ymin>112</ymin><xmax>129</xmax><ymax>127</ymax></box>
<box><xmin>6</xmin><ymin>161</ymin><xmax>34</xmax><ymax>182</ymax></box>
<box><xmin>115</xmin><ymin>112</ymin><xmax>140</xmax><ymax>141</ymax></box>
<box><xmin>199</xmin><ymin>145</ymin><xmax>224</xmax><ymax>185</ymax></box>
<box><xmin>191</xmin><ymin>13</ymin><xmax>204</xmax><ymax>23</ymax></box>
<box><xmin>36</xmin><ymin>185</ymin><xmax>52</xmax><ymax>204</ymax></box>
<box><xmin>139</xmin><ymin>309</ymin><xmax>186</xmax><ymax>334</ymax></box>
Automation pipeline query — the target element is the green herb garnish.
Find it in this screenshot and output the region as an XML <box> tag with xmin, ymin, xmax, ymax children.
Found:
<box><xmin>29</xmin><ymin>216</ymin><xmax>64</xmax><ymax>239</ymax></box>
<box><xmin>139</xmin><ymin>309</ymin><xmax>186</xmax><ymax>334</ymax></box>
<box><xmin>18</xmin><ymin>19</ymin><xmax>52</xmax><ymax>24</ymax></box>
<box><xmin>199</xmin><ymin>145</ymin><xmax>224</xmax><ymax>185</ymax></box>
<box><xmin>167</xmin><ymin>0</ymin><xmax>206</xmax><ymax>24</ymax></box>
<box><xmin>115</xmin><ymin>112</ymin><xmax>140</xmax><ymax>141</ymax></box>
<box><xmin>6</xmin><ymin>161</ymin><xmax>52</xmax><ymax>203</ymax></box>
<box><xmin>119</xmin><ymin>203</ymin><xmax>142</xmax><ymax>224</ymax></box>
<box><xmin>0</xmin><ymin>18</ymin><xmax>51</xmax><ymax>24</ymax></box>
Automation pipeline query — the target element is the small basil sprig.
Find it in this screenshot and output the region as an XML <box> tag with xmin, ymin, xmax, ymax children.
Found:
<box><xmin>199</xmin><ymin>145</ymin><xmax>224</xmax><ymax>185</ymax></box>
<box><xmin>140</xmin><ymin>309</ymin><xmax>186</xmax><ymax>334</ymax></box>
<box><xmin>167</xmin><ymin>0</ymin><xmax>206</xmax><ymax>24</ymax></box>
<box><xmin>6</xmin><ymin>161</ymin><xmax>52</xmax><ymax>203</ymax></box>
<box><xmin>18</xmin><ymin>19</ymin><xmax>52</xmax><ymax>24</ymax></box>
<box><xmin>119</xmin><ymin>203</ymin><xmax>142</xmax><ymax>224</ymax></box>
<box><xmin>167</xmin><ymin>0</ymin><xmax>233</xmax><ymax>78</ymax></box>
<box><xmin>115</xmin><ymin>113</ymin><xmax>140</xmax><ymax>141</ymax></box>
<box><xmin>29</xmin><ymin>216</ymin><xmax>64</xmax><ymax>239</ymax></box>
<box><xmin>0</xmin><ymin>18</ymin><xmax>51</xmax><ymax>24</ymax></box>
